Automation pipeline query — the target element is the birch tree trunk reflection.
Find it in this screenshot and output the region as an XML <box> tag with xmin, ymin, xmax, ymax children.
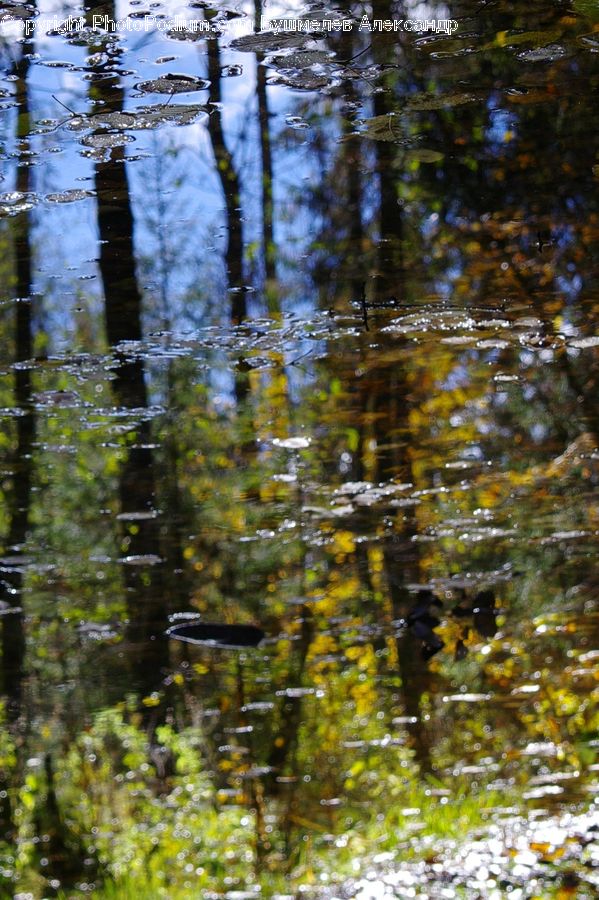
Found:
<box><xmin>206</xmin><ymin>37</ymin><xmax>246</xmax><ymax>325</ymax></box>
<box><xmin>205</xmin><ymin>35</ymin><xmax>250</xmax><ymax>403</ymax></box>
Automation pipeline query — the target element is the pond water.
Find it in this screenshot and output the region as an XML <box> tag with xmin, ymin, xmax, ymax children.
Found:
<box><xmin>1</xmin><ymin>0</ymin><xmax>599</xmax><ymax>897</ymax></box>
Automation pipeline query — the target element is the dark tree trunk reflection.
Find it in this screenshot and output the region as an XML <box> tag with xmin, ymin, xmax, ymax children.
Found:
<box><xmin>372</xmin><ymin>0</ymin><xmax>405</xmax><ymax>300</ymax></box>
<box><xmin>1</xmin><ymin>39</ymin><xmax>34</xmax><ymax>721</ymax></box>
<box><xmin>88</xmin><ymin>6</ymin><xmax>169</xmax><ymax>692</ymax></box>
<box><xmin>254</xmin><ymin>0</ymin><xmax>277</xmax><ymax>313</ymax></box>
<box><xmin>0</xmin><ymin>27</ymin><xmax>35</xmax><ymax>862</ymax></box>
<box><xmin>372</xmin><ymin>365</ymin><xmax>433</xmax><ymax>772</ymax></box>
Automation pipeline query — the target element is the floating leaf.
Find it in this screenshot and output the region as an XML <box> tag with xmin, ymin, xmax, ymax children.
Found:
<box><xmin>269</xmin><ymin>71</ymin><xmax>332</xmax><ymax>90</ymax></box>
<box><xmin>272</xmin><ymin>436</ymin><xmax>311</xmax><ymax>449</ymax></box>
<box><xmin>518</xmin><ymin>44</ymin><xmax>569</xmax><ymax>62</ymax></box>
<box><xmin>443</xmin><ymin>693</ymin><xmax>493</xmax><ymax>702</ymax></box>
<box><xmin>406</xmin><ymin>91</ymin><xmax>479</xmax><ymax>110</ymax></box>
<box><xmin>0</xmin><ymin>191</ymin><xmax>39</xmax><ymax>217</ymax></box>
<box><xmin>66</xmin><ymin>105</ymin><xmax>206</xmax><ymax>135</ymax></box>
<box><xmin>231</xmin><ymin>31</ymin><xmax>314</xmax><ymax>53</ymax></box>
<box><xmin>358</xmin><ymin>113</ymin><xmax>404</xmax><ymax>141</ymax></box>
<box><xmin>569</xmin><ymin>335</ymin><xmax>599</xmax><ymax>348</ymax></box>
<box><xmin>120</xmin><ymin>553</ymin><xmax>162</xmax><ymax>566</ymax></box>
<box><xmin>81</xmin><ymin>133</ymin><xmax>135</xmax><ymax>149</ymax></box>
<box><xmin>116</xmin><ymin>510</ymin><xmax>159</xmax><ymax>521</ymax></box>
<box><xmin>45</xmin><ymin>189</ymin><xmax>95</xmax><ymax>203</ymax></box>
<box><xmin>505</xmin><ymin>88</ymin><xmax>555</xmax><ymax>104</ymax></box>
<box><xmin>166</xmin><ymin>26</ymin><xmax>206</xmax><ymax>42</ymax></box>
<box><xmin>495</xmin><ymin>29</ymin><xmax>563</xmax><ymax>48</ymax></box>
<box><xmin>270</xmin><ymin>50</ymin><xmax>332</xmax><ymax>69</ymax></box>
<box><xmin>77</xmin><ymin>622</ymin><xmax>119</xmax><ymax>641</ymax></box>
<box><xmin>405</xmin><ymin>148</ymin><xmax>445</xmax><ymax>163</ymax></box>
<box><xmin>167</xmin><ymin>622</ymin><xmax>265</xmax><ymax>649</ymax></box>
<box><xmin>135</xmin><ymin>74</ymin><xmax>210</xmax><ymax>94</ymax></box>
<box><xmin>579</xmin><ymin>33</ymin><xmax>599</xmax><ymax>50</ymax></box>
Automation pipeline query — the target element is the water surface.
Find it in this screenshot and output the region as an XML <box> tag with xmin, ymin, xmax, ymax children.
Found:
<box><xmin>1</xmin><ymin>1</ymin><xmax>599</xmax><ymax>897</ymax></box>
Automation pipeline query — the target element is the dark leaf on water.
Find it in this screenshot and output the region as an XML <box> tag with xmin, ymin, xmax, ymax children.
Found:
<box><xmin>405</xmin><ymin>91</ymin><xmax>479</xmax><ymax>110</ymax></box>
<box><xmin>474</xmin><ymin>589</ymin><xmax>495</xmax><ymax>609</ymax></box>
<box><xmin>408</xmin><ymin>591</ymin><xmax>443</xmax><ymax>621</ymax></box>
<box><xmin>231</xmin><ymin>31</ymin><xmax>315</xmax><ymax>53</ymax></box>
<box><xmin>405</xmin><ymin>148</ymin><xmax>445</xmax><ymax>164</ymax></box>
<box><xmin>473</xmin><ymin>612</ymin><xmax>497</xmax><ymax>638</ymax></box>
<box><xmin>454</xmin><ymin>639</ymin><xmax>468</xmax><ymax>661</ymax></box>
<box><xmin>166</xmin><ymin>622</ymin><xmax>265</xmax><ymax>649</ymax></box>
<box><xmin>473</xmin><ymin>590</ymin><xmax>497</xmax><ymax>637</ymax></box>
<box><xmin>409</xmin><ymin>615</ymin><xmax>441</xmax><ymax>640</ymax></box>
<box><xmin>422</xmin><ymin>637</ymin><xmax>444</xmax><ymax>660</ymax></box>
<box><xmin>66</xmin><ymin>105</ymin><xmax>207</xmax><ymax>134</ymax></box>
<box><xmin>269</xmin><ymin>51</ymin><xmax>333</xmax><ymax>69</ymax></box>
<box><xmin>358</xmin><ymin>113</ymin><xmax>404</xmax><ymax>141</ymax></box>
<box><xmin>453</xmin><ymin>606</ymin><xmax>471</xmax><ymax>618</ymax></box>
<box><xmin>135</xmin><ymin>74</ymin><xmax>210</xmax><ymax>94</ymax></box>
<box><xmin>407</xmin><ymin>592</ymin><xmax>444</xmax><ymax>658</ymax></box>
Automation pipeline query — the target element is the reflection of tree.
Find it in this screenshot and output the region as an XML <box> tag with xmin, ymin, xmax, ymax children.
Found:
<box><xmin>206</xmin><ymin>37</ymin><xmax>245</xmax><ymax>325</ymax></box>
<box><xmin>372</xmin><ymin>0</ymin><xmax>404</xmax><ymax>300</ymax></box>
<box><xmin>337</xmin><ymin>14</ymin><xmax>367</xmax><ymax>301</ymax></box>
<box><xmin>254</xmin><ymin>0</ymin><xmax>277</xmax><ymax>313</ymax></box>
<box><xmin>137</xmin><ymin>140</ymin><xmax>196</xmax><ymax>609</ymax></box>
<box><xmin>0</xmin><ymin>24</ymin><xmax>35</xmax><ymax>865</ymax></box>
<box><xmin>88</xmin><ymin>6</ymin><xmax>169</xmax><ymax>693</ymax></box>
<box><xmin>361</xmin><ymin>356</ymin><xmax>434</xmax><ymax>771</ymax></box>
<box><xmin>1</xmin><ymin>31</ymin><xmax>34</xmax><ymax>720</ymax></box>
<box><xmin>368</xmin><ymin>8</ymin><xmax>431</xmax><ymax>767</ymax></box>
<box><xmin>267</xmin><ymin>602</ymin><xmax>314</xmax><ymax>778</ymax></box>
<box><xmin>205</xmin><ymin>35</ymin><xmax>251</xmax><ymax>403</ymax></box>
